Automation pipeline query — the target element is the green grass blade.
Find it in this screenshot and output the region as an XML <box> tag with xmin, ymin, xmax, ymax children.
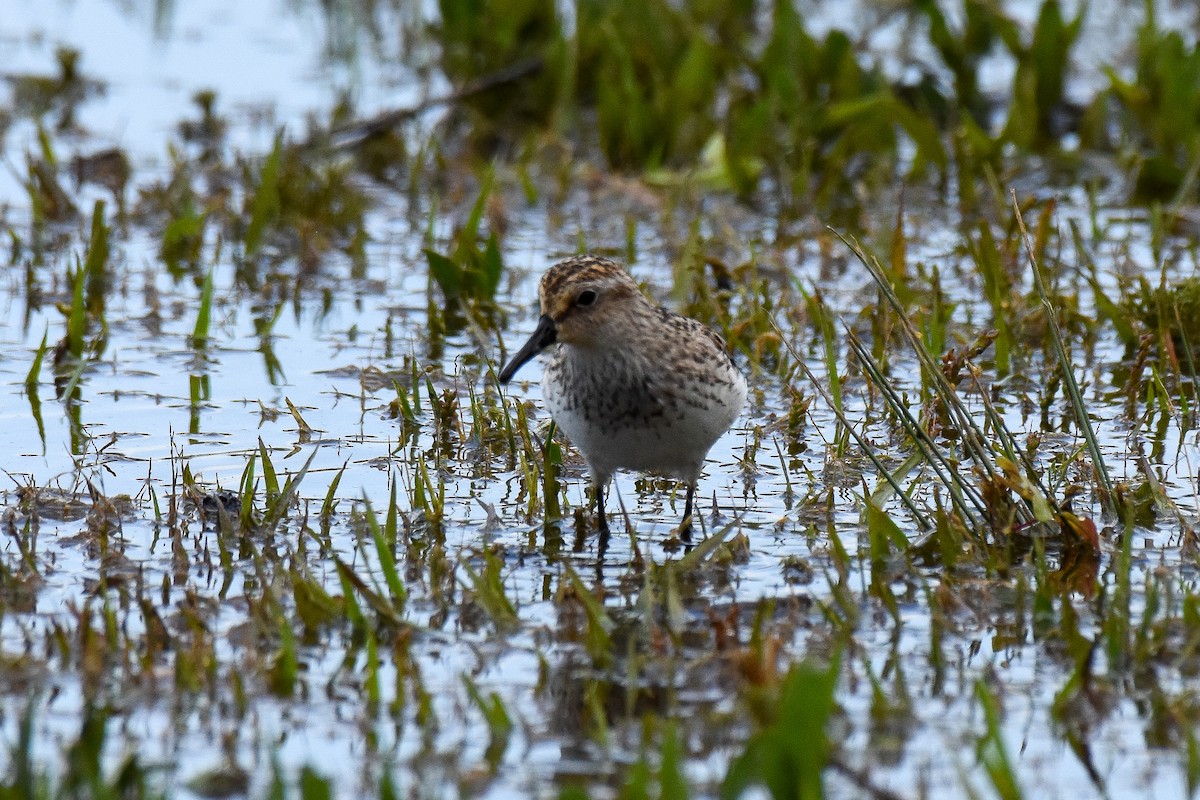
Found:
<box><xmin>364</xmin><ymin>498</ymin><xmax>406</xmax><ymax>609</ymax></box>
<box><xmin>24</xmin><ymin>327</ymin><xmax>48</xmax><ymax>392</ymax></box>
<box><xmin>191</xmin><ymin>268</ymin><xmax>215</xmax><ymax>349</ymax></box>
<box><xmin>244</xmin><ymin>131</ymin><xmax>283</xmax><ymax>257</ymax></box>
<box><xmin>67</xmin><ymin>256</ymin><xmax>87</xmax><ymax>359</ymax></box>
<box><xmin>1012</xmin><ymin>193</ymin><xmax>1115</xmax><ymax>512</ymax></box>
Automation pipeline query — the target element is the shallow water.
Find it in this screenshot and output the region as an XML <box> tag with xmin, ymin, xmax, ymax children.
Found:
<box><xmin>2</xmin><ymin>2</ymin><xmax>1200</xmax><ymax>799</ymax></box>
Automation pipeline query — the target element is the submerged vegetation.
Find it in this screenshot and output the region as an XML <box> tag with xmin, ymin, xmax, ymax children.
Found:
<box><xmin>2</xmin><ymin>0</ymin><xmax>1200</xmax><ymax>798</ymax></box>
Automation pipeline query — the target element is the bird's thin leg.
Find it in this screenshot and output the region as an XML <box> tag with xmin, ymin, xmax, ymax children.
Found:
<box><xmin>679</xmin><ymin>482</ymin><xmax>695</xmax><ymax>540</ymax></box>
<box><xmin>595</xmin><ymin>481</ymin><xmax>610</xmax><ymax>536</ymax></box>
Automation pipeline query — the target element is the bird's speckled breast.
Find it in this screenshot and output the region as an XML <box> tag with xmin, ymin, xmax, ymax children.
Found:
<box><xmin>542</xmin><ymin>310</ymin><xmax>746</xmax><ymax>483</ymax></box>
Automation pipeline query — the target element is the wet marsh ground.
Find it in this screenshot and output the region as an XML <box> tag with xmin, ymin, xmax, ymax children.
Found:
<box><xmin>3</xmin><ymin>1</ymin><xmax>1200</xmax><ymax>798</ymax></box>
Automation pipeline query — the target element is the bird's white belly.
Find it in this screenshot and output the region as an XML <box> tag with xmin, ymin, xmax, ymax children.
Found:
<box><xmin>544</xmin><ymin>373</ymin><xmax>743</xmax><ymax>483</ymax></box>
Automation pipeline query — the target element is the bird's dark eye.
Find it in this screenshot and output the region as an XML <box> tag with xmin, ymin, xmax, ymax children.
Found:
<box><xmin>576</xmin><ymin>290</ymin><xmax>597</xmax><ymax>307</ymax></box>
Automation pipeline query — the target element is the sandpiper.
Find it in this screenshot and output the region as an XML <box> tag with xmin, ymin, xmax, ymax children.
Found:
<box><xmin>498</xmin><ymin>255</ymin><xmax>746</xmax><ymax>536</ymax></box>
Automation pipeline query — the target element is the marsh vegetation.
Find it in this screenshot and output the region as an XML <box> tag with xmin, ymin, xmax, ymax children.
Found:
<box><xmin>1</xmin><ymin>1</ymin><xmax>1200</xmax><ymax>798</ymax></box>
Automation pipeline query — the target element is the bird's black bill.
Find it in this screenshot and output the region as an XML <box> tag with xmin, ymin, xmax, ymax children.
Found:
<box><xmin>498</xmin><ymin>314</ymin><xmax>557</xmax><ymax>383</ymax></box>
